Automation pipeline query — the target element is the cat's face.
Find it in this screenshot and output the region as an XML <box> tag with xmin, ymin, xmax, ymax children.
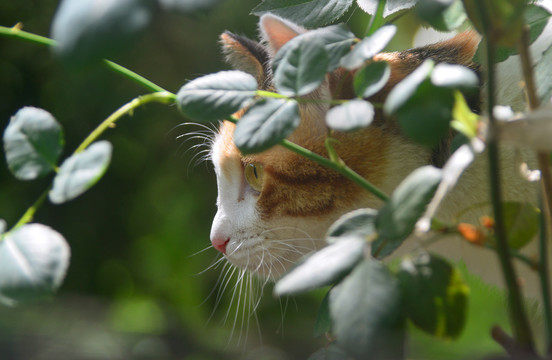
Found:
<box><xmin>209</xmin><ymin>15</ymin><xmax>479</xmax><ymax>279</ymax></box>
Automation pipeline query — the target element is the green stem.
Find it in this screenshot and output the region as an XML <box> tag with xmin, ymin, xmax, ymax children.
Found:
<box><xmin>0</xmin><ymin>25</ymin><xmax>168</xmax><ymax>93</ymax></box>
<box><xmin>75</xmin><ymin>91</ymin><xmax>176</xmax><ymax>154</ymax></box>
<box><xmin>364</xmin><ymin>0</ymin><xmax>386</xmax><ymax>37</ymax></box>
<box><xmin>255</xmin><ymin>90</ymin><xmax>350</xmax><ymax>106</ymax></box>
<box><xmin>480</xmin><ymin>19</ymin><xmax>535</xmax><ymax>350</ymax></box>
<box><xmin>10</xmin><ymin>188</ymin><xmax>50</xmax><ymax>231</ymax></box>
<box><xmin>518</xmin><ymin>25</ymin><xmax>552</xmax><ymax>353</ymax></box>
<box><xmin>7</xmin><ymin>92</ymin><xmax>176</xmax><ymax>233</ymax></box>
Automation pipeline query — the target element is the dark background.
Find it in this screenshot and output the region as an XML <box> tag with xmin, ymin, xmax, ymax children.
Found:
<box><xmin>0</xmin><ymin>1</ymin><xmax>519</xmax><ymax>359</ymax></box>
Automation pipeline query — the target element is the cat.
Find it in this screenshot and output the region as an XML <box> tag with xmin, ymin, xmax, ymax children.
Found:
<box><xmin>209</xmin><ymin>14</ymin><xmax>547</xmax><ymax>298</ymax></box>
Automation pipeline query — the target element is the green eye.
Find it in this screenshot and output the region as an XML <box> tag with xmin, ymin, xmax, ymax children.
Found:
<box><xmin>244</xmin><ymin>163</ymin><xmax>264</xmax><ymax>192</ymax></box>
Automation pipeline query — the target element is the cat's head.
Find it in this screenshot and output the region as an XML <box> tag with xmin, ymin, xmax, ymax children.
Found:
<box><xmin>209</xmin><ymin>15</ymin><xmax>480</xmax><ymax>279</ymax></box>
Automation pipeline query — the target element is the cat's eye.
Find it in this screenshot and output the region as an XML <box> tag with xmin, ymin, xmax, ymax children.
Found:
<box><xmin>244</xmin><ymin>163</ymin><xmax>264</xmax><ymax>193</ymax></box>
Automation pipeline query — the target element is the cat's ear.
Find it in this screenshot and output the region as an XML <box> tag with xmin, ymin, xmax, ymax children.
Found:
<box><xmin>259</xmin><ymin>14</ymin><xmax>306</xmax><ymax>54</ymax></box>
<box><xmin>220</xmin><ymin>31</ymin><xmax>270</xmax><ymax>83</ymax></box>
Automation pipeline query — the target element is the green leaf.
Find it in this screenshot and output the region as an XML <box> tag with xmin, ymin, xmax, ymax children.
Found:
<box><xmin>373</xmin><ymin>166</ymin><xmax>442</xmax><ymax>258</ymax></box>
<box><xmin>51</xmin><ymin>0</ymin><xmax>153</xmax><ymax>66</ymax></box>
<box><xmin>0</xmin><ymin>224</ymin><xmax>70</xmax><ymax>306</ymax></box>
<box><xmin>273</xmin><ymin>24</ymin><xmax>355</xmax><ymax>72</ymax></box>
<box><xmin>416</xmin><ymin>0</ymin><xmax>467</xmax><ymax>32</ymax></box>
<box><xmin>502</xmin><ymin>202</ymin><xmax>540</xmax><ymax>250</ymax></box>
<box><xmin>177</xmin><ymin>70</ymin><xmax>257</xmax><ymax>122</ymax></box>
<box><xmin>451</xmin><ymin>91</ymin><xmax>479</xmax><ymax>139</ymax></box>
<box><xmin>354</xmin><ymin>61</ymin><xmax>391</xmax><ymax>98</ymax></box>
<box><xmin>384</xmin><ymin>59</ymin><xmax>434</xmax><ymax>115</ymax></box>
<box><xmin>327</xmin><ymin>208</ymin><xmax>378</xmax><ymax>243</ymax></box>
<box><xmin>330</xmin><ymin>259</ymin><xmax>405</xmax><ymax>359</ymax></box>
<box><xmin>340</xmin><ymin>25</ymin><xmax>397</xmax><ymax>70</ymax></box>
<box><xmin>398</xmin><ymin>80</ymin><xmax>455</xmax><ymax>147</ymax></box>
<box><xmin>313</xmin><ymin>291</ymin><xmax>332</xmax><ymax>337</ymax></box>
<box><xmin>536</xmin><ymin>41</ymin><xmax>552</xmax><ymax>104</ymax></box>
<box><xmin>234</xmin><ymin>99</ymin><xmax>300</xmax><ymax>154</ymax></box>
<box><xmin>397</xmin><ymin>253</ymin><xmax>469</xmax><ymax>339</ymax></box>
<box><xmin>325</xmin><ymin>99</ymin><xmax>374</xmax><ymax>132</ymax></box>
<box><xmin>274</xmin><ymin>37</ymin><xmax>329</xmax><ymax>96</ymax></box>
<box><xmin>431</xmin><ymin>63</ymin><xmax>479</xmax><ymax>90</ymax></box>
<box><xmin>274</xmin><ymin>237</ymin><xmax>365</xmax><ymax>296</ymax></box>
<box><xmin>158</xmin><ymin>0</ymin><xmax>223</xmax><ymax>14</ymax></box>
<box><xmin>308</xmin><ymin>345</ymin><xmax>352</xmax><ymax>360</ymax></box>
<box><xmin>473</xmin><ymin>4</ymin><xmax>551</xmax><ymax>64</ymax></box>
<box><xmin>357</xmin><ymin>0</ymin><xmax>418</xmax><ymax>17</ymax></box>
<box><xmin>0</xmin><ymin>220</ymin><xmax>6</xmax><ymax>235</ymax></box>
<box><xmin>252</xmin><ymin>0</ymin><xmax>354</xmax><ymax>28</ymax></box>
<box><xmin>49</xmin><ymin>141</ymin><xmax>112</xmax><ymax>204</ymax></box>
<box><xmin>3</xmin><ymin>107</ymin><xmax>64</xmax><ymax>181</ymax></box>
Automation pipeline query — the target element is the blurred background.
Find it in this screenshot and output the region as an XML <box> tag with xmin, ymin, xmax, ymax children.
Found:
<box><xmin>0</xmin><ymin>1</ymin><xmax>525</xmax><ymax>359</ymax></box>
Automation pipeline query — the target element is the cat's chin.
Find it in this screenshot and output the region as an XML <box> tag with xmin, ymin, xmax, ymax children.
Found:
<box><xmin>223</xmin><ymin>228</ymin><xmax>327</xmax><ymax>280</ymax></box>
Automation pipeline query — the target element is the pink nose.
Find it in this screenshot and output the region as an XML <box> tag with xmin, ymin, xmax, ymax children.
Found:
<box><xmin>211</xmin><ymin>237</ymin><xmax>230</xmax><ymax>254</ymax></box>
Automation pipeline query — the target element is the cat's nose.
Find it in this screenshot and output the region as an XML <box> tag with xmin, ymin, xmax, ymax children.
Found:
<box><xmin>211</xmin><ymin>237</ymin><xmax>230</xmax><ymax>254</ymax></box>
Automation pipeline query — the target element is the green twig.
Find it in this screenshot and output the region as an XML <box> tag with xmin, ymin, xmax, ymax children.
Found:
<box><xmin>10</xmin><ymin>188</ymin><xmax>50</xmax><ymax>231</ymax></box>
<box><xmin>477</xmin><ymin>3</ymin><xmax>535</xmax><ymax>348</ymax></box>
<box><xmin>0</xmin><ymin>24</ymin><xmax>168</xmax><ymax>93</ymax></box>
<box><xmin>364</xmin><ymin>0</ymin><xmax>386</xmax><ymax>37</ymax></box>
<box><xmin>518</xmin><ymin>24</ymin><xmax>552</xmax><ymax>352</ymax></box>
<box><xmin>75</xmin><ymin>92</ymin><xmax>176</xmax><ymax>154</ymax></box>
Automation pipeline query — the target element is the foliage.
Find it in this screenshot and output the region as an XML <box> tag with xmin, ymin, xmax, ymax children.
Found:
<box><xmin>1</xmin><ymin>0</ymin><xmax>552</xmax><ymax>359</ymax></box>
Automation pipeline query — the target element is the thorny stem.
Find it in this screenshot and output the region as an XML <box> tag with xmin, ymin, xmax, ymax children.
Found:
<box><xmin>0</xmin><ymin>24</ymin><xmax>168</xmax><ymax>93</ymax></box>
<box><xmin>518</xmin><ymin>24</ymin><xmax>552</xmax><ymax>352</ymax></box>
<box><xmin>477</xmin><ymin>4</ymin><xmax>535</xmax><ymax>349</ymax></box>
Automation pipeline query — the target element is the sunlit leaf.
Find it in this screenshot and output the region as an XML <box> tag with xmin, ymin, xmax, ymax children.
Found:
<box><xmin>451</xmin><ymin>91</ymin><xmax>479</xmax><ymax>139</ymax></box>
<box><xmin>274</xmin><ymin>237</ymin><xmax>365</xmax><ymax>296</ymax></box>
<box><xmin>252</xmin><ymin>0</ymin><xmax>354</xmax><ymax>27</ymax></box>
<box><xmin>274</xmin><ymin>37</ymin><xmax>329</xmax><ymax>96</ymax></box>
<box><xmin>330</xmin><ymin>259</ymin><xmax>405</xmax><ymax>359</ymax></box>
<box><xmin>49</xmin><ymin>141</ymin><xmax>112</xmax><ymax>204</ymax></box>
<box><xmin>357</xmin><ymin>0</ymin><xmax>418</xmax><ymax>17</ymax></box>
<box><xmin>0</xmin><ymin>224</ymin><xmax>70</xmax><ymax>305</ymax></box>
<box><xmin>417</xmin><ymin>143</ymin><xmax>480</xmax><ymax>232</ymax></box>
<box><xmin>397</xmin><ymin>253</ymin><xmax>469</xmax><ymax>338</ymax></box>
<box><xmin>177</xmin><ymin>70</ymin><xmax>257</xmax><ymax>122</ymax></box>
<box><xmin>384</xmin><ymin>59</ymin><xmax>434</xmax><ymax>115</ymax></box>
<box><xmin>273</xmin><ymin>24</ymin><xmax>355</xmax><ymax>71</ymax></box>
<box><xmin>373</xmin><ymin>166</ymin><xmax>442</xmax><ymax>258</ymax></box>
<box><xmin>431</xmin><ymin>63</ymin><xmax>479</xmax><ymax>90</ymax></box>
<box><xmin>234</xmin><ymin>98</ymin><xmax>300</xmax><ymax>154</ymax></box>
<box><xmin>51</xmin><ymin>0</ymin><xmax>153</xmax><ymax>66</ymax></box>
<box><xmin>3</xmin><ymin>107</ymin><xmax>64</xmax><ymax>180</ymax></box>
<box><xmin>326</xmin><ymin>99</ymin><xmax>374</xmax><ymax>132</ymax></box>
<box><xmin>340</xmin><ymin>25</ymin><xmax>396</xmax><ymax>70</ymax></box>
<box><xmin>354</xmin><ymin>61</ymin><xmax>390</xmax><ymax>98</ymax></box>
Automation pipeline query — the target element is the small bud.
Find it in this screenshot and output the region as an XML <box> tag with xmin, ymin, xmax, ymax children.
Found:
<box><xmin>457</xmin><ymin>223</ymin><xmax>486</xmax><ymax>246</ymax></box>
<box><xmin>480</xmin><ymin>216</ymin><xmax>495</xmax><ymax>229</ymax></box>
